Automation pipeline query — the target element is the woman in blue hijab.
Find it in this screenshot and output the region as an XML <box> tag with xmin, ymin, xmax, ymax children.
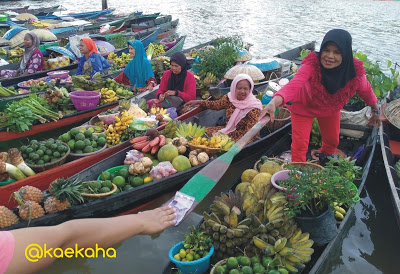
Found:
<box><xmin>115</xmin><ymin>40</ymin><xmax>156</xmax><ymax>92</ymax></box>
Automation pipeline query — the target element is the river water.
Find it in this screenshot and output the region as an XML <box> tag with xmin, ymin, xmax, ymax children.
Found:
<box><xmin>2</xmin><ymin>0</ymin><xmax>400</xmax><ymax>273</ymax></box>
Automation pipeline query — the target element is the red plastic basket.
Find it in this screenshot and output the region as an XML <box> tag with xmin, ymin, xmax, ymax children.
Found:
<box><xmin>69</xmin><ymin>91</ymin><xmax>101</xmax><ymax>111</ymax></box>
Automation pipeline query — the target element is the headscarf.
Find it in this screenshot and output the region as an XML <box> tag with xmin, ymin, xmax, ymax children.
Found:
<box><xmin>167</xmin><ymin>51</ymin><xmax>187</xmax><ymax>92</ymax></box>
<box><xmin>20</xmin><ymin>32</ymin><xmax>40</xmax><ymax>70</ymax></box>
<box><xmin>318</xmin><ymin>29</ymin><xmax>356</xmax><ymax>95</ymax></box>
<box><xmin>81</xmin><ymin>38</ymin><xmax>99</xmax><ymax>57</ymax></box>
<box><xmin>124</xmin><ymin>40</ymin><xmax>154</xmax><ymax>88</ymax></box>
<box><xmin>219</xmin><ymin>74</ymin><xmax>262</xmax><ymax>135</ymax></box>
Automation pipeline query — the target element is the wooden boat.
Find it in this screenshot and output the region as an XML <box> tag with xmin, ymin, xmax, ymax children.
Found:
<box><xmin>0</xmin><ymin>28</ymin><xmax>159</xmax><ymax>87</ymax></box>
<box><xmin>0</xmin><ymin>111</ymin><xmax>290</xmax><ymax>230</ymax></box>
<box><xmin>36</xmin><ymin>9</ymin><xmax>116</xmax><ymax>20</ymax></box>
<box><xmin>0</xmin><ymin>5</ymin><xmax>63</xmax><ymax>16</ymax></box>
<box><xmin>379</xmin><ymin>98</ymin><xmax>400</xmax><ymax>228</ymax></box>
<box><xmin>161</xmin><ymin>122</ymin><xmax>378</xmax><ymax>273</ymax></box>
<box><xmin>131</xmin><ymin>15</ymin><xmax>172</xmax><ymax>32</ymax></box>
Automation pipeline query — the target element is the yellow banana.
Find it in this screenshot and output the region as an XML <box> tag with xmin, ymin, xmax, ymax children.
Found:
<box><xmin>229</xmin><ymin>209</ymin><xmax>238</xmax><ymax>228</ymax></box>
<box><xmin>292</xmin><ymin>239</ymin><xmax>314</xmax><ymax>249</ymax></box>
<box><xmin>274</xmin><ymin>237</ymin><xmax>287</xmax><ymax>253</ymax></box>
<box><xmin>294</xmin><ymin>248</ymin><xmax>314</xmax><ymax>256</ymax></box>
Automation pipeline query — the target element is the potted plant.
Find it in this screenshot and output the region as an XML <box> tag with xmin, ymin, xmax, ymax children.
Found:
<box><xmin>277</xmin><ymin>166</ymin><xmax>358</xmax><ymax>246</ymax></box>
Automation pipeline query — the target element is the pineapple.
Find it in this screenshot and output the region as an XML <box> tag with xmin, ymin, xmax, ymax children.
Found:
<box><xmin>18</xmin><ymin>201</ymin><xmax>45</xmax><ymax>221</ymax></box>
<box><xmin>17</xmin><ymin>186</ymin><xmax>43</xmax><ymax>203</ymax></box>
<box><xmin>48</xmin><ymin>177</ymin><xmax>84</xmax><ymax>208</ymax></box>
<box><xmin>44</xmin><ymin>196</ymin><xmax>71</xmax><ymax>214</ymax></box>
<box><xmin>0</xmin><ymin>206</ymin><xmax>19</xmax><ymax>228</ymax></box>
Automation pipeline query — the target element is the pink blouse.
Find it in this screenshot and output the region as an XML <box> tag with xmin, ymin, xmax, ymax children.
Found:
<box><xmin>0</xmin><ymin>231</ymin><xmax>15</xmax><ymax>273</ymax></box>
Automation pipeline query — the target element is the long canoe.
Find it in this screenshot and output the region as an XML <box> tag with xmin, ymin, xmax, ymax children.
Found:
<box><xmin>161</xmin><ymin>121</ymin><xmax>378</xmax><ymax>273</ymax></box>
<box><xmin>0</xmin><ymin>5</ymin><xmax>63</xmax><ymax>16</ymax></box>
<box><xmin>379</xmin><ymin>98</ymin><xmax>400</xmax><ymax>228</ymax></box>
<box><xmin>131</xmin><ymin>15</ymin><xmax>172</xmax><ymax>32</ymax></box>
<box><xmin>0</xmin><ymin>27</ymin><xmax>160</xmax><ymax>87</ymax></box>
<box><xmin>0</xmin><ymin>111</ymin><xmax>291</xmax><ymax>230</ymax></box>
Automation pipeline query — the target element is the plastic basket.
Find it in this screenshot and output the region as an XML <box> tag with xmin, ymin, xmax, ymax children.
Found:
<box><xmin>69</xmin><ymin>91</ymin><xmax>101</xmax><ymax>111</ymax></box>
<box><xmin>47</xmin><ymin>70</ymin><xmax>70</xmax><ymax>79</ymax></box>
<box><xmin>253</xmin><ymin>157</ymin><xmax>286</xmax><ymax>171</ymax></box>
<box><xmin>97</xmin><ymin>112</ymin><xmax>120</xmax><ymax>125</ymax></box>
<box><xmin>349</xmin><ymin>182</ymin><xmax>360</xmax><ymax>203</ymax></box>
<box><xmin>169</xmin><ymin>241</ymin><xmax>214</xmax><ymax>274</ymax></box>
<box><xmin>0</xmin><ymin>14</ymin><xmax>8</xmax><ymax>22</ymax></box>
<box><xmin>97</xmin><ymin>165</ymin><xmax>130</xmax><ymax>180</ymax></box>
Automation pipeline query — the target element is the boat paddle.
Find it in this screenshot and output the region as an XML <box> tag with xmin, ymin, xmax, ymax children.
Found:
<box><xmin>168</xmin><ymin>107</ymin><xmax>282</xmax><ymax>226</ymax></box>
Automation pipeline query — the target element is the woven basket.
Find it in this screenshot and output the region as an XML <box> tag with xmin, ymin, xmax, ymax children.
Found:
<box><xmin>188</xmin><ymin>143</ymin><xmax>221</xmax><ymax>154</ymax></box>
<box><xmin>265</xmin><ymin>108</ymin><xmax>291</xmax><ymax>132</ymax></box>
<box><xmin>210</xmin><ymin>259</ymin><xmax>227</xmax><ymax>274</ymax></box>
<box><xmin>68</xmin><ymin>143</ymin><xmax>107</xmax><ymax>161</ymax></box>
<box><xmin>27</xmin><ymin>144</ymin><xmax>70</xmax><ymax>173</ymax></box>
<box><xmin>253</xmin><ymin>158</ymin><xmax>286</xmax><ymax>171</ymax></box>
<box><xmin>81</xmin><ymin>183</ymin><xmax>117</xmax><ymax>200</ymax></box>
<box><xmin>281</xmin><ymin>161</ymin><xmax>324</xmax><ymax>172</ymax></box>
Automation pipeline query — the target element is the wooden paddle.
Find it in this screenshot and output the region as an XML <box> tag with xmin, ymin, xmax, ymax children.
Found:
<box><xmin>168</xmin><ymin>114</ymin><xmax>274</xmax><ymax>225</ymax></box>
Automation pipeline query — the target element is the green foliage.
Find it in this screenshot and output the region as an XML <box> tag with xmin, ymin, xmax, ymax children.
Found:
<box><xmin>282</xmin><ymin>168</ymin><xmax>357</xmax><ymax>217</ymax></box>
<box><xmin>111</xmin><ymin>34</ymin><xmax>128</xmax><ymax>49</ymax></box>
<box><xmin>0</xmin><ymin>105</ymin><xmax>36</xmax><ymax>132</ymax></box>
<box><xmin>324</xmin><ymin>155</ymin><xmax>362</xmax><ymax>181</ymax></box>
<box><xmin>183</xmin><ymin>226</ymin><xmax>213</xmax><ymax>253</ymax></box>
<box><xmin>300</xmin><ymin>49</ymin><xmax>310</xmax><ymax>60</ymax></box>
<box><xmin>193</xmin><ymin>36</ymin><xmax>243</xmax><ymax>80</ymax></box>
<box><xmin>353</xmin><ymin>51</ymin><xmax>399</xmax><ymax>100</ymax></box>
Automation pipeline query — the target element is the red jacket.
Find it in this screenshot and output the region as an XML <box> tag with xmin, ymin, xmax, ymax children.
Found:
<box><xmin>274</xmin><ymin>52</ymin><xmax>377</xmax><ymax>118</ymax></box>
<box><xmin>156</xmin><ymin>70</ymin><xmax>196</xmax><ymax>102</ymax></box>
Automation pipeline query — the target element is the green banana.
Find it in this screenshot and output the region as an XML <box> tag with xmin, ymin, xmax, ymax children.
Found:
<box><xmin>274</xmin><ymin>237</ymin><xmax>288</xmax><ymax>253</ymax></box>
<box><xmin>213</xmin><ymin>201</ymin><xmax>230</xmax><ymax>216</ymax></box>
<box><xmin>279</xmin><ymin>247</ymin><xmax>295</xmax><ymax>256</ymax></box>
<box><xmin>229</xmin><ymin>209</ymin><xmax>238</xmax><ymax>228</ymax></box>
<box><xmin>253</xmin><ymin>236</ymin><xmax>269</xmax><ymax>249</ymax></box>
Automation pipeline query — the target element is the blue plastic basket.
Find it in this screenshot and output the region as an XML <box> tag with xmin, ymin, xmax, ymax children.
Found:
<box><xmin>169</xmin><ymin>242</ymin><xmax>214</xmax><ymax>274</ymax></box>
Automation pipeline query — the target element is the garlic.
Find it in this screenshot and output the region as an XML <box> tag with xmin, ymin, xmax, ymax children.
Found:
<box><xmin>178</xmin><ymin>145</ymin><xmax>187</xmax><ymax>155</ymax></box>
<box><xmin>189</xmin><ymin>155</ymin><xmax>199</xmax><ymax>166</ymax></box>
<box><xmin>197</xmin><ymin>152</ymin><xmax>209</xmax><ymax>164</ymax></box>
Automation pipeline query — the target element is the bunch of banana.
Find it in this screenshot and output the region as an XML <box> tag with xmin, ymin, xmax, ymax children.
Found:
<box><xmin>202</xmin><ymin>72</ymin><xmax>219</xmax><ymax>87</ymax></box>
<box><xmin>0</xmin><ymin>48</ymin><xmax>7</xmax><ymax>55</ymax></box>
<box><xmin>146</xmin><ymin>43</ymin><xmax>165</xmax><ymax>59</ymax></box>
<box><xmin>334</xmin><ymin>202</ymin><xmax>346</xmax><ymax>221</ymax></box>
<box><xmin>160</xmin><ymin>120</ymin><xmax>178</xmax><ymax>138</ymax></box>
<box><xmin>310</xmin><ymin>118</ymin><xmax>322</xmax><ymax>146</ymax></box>
<box><xmin>99</xmin><ymin>88</ymin><xmax>118</xmax><ymax>105</ymax></box>
<box><xmin>107</xmin><ymin>52</ymin><xmax>131</xmax><ymax>67</ymax></box>
<box><xmin>8</xmin><ymin>47</ymin><xmax>24</xmax><ymax>57</ymax></box>
<box><xmin>175</xmin><ymin>122</ymin><xmax>206</xmax><ymax>139</ymax></box>
<box><xmin>31</xmin><ymin>20</ymin><xmax>51</xmax><ymax>28</ymax></box>
<box><xmin>190</xmin><ymin>137</ymin><xmax>210</xmax><ymax>147</ymax></box>
<box><xmin>149</xmin><ymin>106</ymin><xmax>168</xmax><ymax>116</ymax></box>
<box><xmin>105</xmin><ymin>111</ymin><xmax>133</xmax><ymax>147</ymax></box>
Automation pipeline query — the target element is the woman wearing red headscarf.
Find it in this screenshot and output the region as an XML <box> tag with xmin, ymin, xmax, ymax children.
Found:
<box><xmin>185</xmin><ymin>73</ymin><xmax>262</xmax><ymax>141</ymax></box>
<box><xmin>76</xmin><ymin>38</ymin><xmax>111</xmax><ymax>78</ymax></box>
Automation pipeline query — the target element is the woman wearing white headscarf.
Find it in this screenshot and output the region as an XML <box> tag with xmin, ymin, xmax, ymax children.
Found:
<box><xmin>0</xmin><ymin>32</ymin><xmax>45</xmax><ymax>78</ymax></box>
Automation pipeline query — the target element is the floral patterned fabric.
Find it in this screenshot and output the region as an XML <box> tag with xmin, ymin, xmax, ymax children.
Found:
<box><xmin>0</xmin><ymin>49</ymin><xmax>45</xmax><ymax>78</ymax></box>
<box><xmin>199</xmin><ymin>94</ymin><xmax>261</xmax><ymax>142</ymax></box>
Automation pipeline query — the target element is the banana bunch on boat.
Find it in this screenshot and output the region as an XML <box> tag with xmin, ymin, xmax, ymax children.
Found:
<box><xmin>107</xmin><ymin>52</ymin><xmax>131</xmax><ymax>67</ymax></box>
<box><xmin>105</xmin><ymin>111</ymin><xmax>133</xmax><ymax>147</ymax></box>
<box><xmin>99</xmin><ymin>88</ymin><xmax>118</xmax><ymax>105</ymax></box>
<box><xmin>175</xmin><ymin>122</ymin><xmax>206</xmax><ymax>139</ymax></box>
<box><xmin>190</xmin><ymin>134</ymin><xmax>234</xmax><ymax>150</ymax></box>
<box><xmin>130</xmin><ymin>129</ymin><xmax>167</xmax><ymax>154</ymax></box>
<box><xmin>71</xmin><ymin>72</ymin><xmax>104</xmax><ymax>90</ymax></box>
<box><xmin>200</xmin><ymin>180</ymin><xmax>314</xmax><ymax>265</ymax></box>
<box><xmin>31</xmin><ymin>20</ymin><xmax>51</xmax><ymax>28</ymax></box>
<box><xmin>146</xmin><ymin>43</ymin><xmax>165</xmax><ymax>59</ymax></box>
<box><xmin>149</xmin><ymin>106</ymin><xmax>168</xmax><ymax>116</ymax></box>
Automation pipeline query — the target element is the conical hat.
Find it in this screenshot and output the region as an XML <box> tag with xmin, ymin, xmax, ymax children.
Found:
<box><xmin>236</xmin><ymin>48</ymin><xmax>252</xmax><ymax>62</ymax></box>
<box><xmin>224</xmin><ymin>64</ymin><xmax>264</xmax><ymax>81</ymax></box>
<box><xmin>15</xmin><ymin>13</ymin><xmax>38</xmax><ymax>21</ymax></box>
<box><xmin>8</xmin><ymin>30</ymin><xmax>29</xmax><ymax>48</ymax></box>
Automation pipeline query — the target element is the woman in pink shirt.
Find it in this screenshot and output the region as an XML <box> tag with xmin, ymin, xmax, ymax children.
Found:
<box><xmin>259</xmin><ymin>29</ymin><xmax>381</xmax><ymax>162</ymax></box>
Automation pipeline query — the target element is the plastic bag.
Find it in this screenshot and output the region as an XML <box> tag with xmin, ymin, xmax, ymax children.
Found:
<box><xmin>123</xmin><ymin>149</ymin><xmax>143</xmax><ymax>165</ymax></box>
<box><xmin>68</xmin><ymin>33</ymin><xmax>90</xmax><ymax>58</ymax></box>
<box><xmin>166</xmin><ymin>107</ymin><xmax>178</xmax><ymax>119</ymax></box>
<box><xmin>340</xmin><ymin>106</ymin><xmax>372</xmax><ymax>138</ymax></box>
<box><xmin>149</xmin><ymin>161</ymin><xmax>177</xmax><ymax>180</ymax></box>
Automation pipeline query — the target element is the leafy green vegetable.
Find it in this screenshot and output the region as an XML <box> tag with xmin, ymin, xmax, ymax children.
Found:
<box><xmin>193</xmin><ymin>36</ymin><xmax>243</xmax><ymax>80</ymax></box>
<box><xmin>0</xmin><ymin>105</ymin><xmax>36</xmax><ymax>132</ymax></box>
<box><xmin>111</xmin><ymin>34</ymin><xmax>128</xmax><ymax>49</ymax></box>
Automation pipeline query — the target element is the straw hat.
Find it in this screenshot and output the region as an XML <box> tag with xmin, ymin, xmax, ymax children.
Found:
<box><xmin>224</xmin><ymin>64</ymin><xmax>264</xmax><ymax>81</ymax></box>
<box><xmin>8</xmin><ymin>30</ymin><xmax>29</xmax><ymax>48</ymax></box>
<box><xmin>236</xmin><ymin>48</ymin><xmax>252</xmax><ymax>62</ymax></box>
<box><xmin>15</xmin><ymin>13</ymin><xmax>38</xmax><ymax>21</ymax></box>
<box><xmin>383</xmin><ymin>98</ymin><xmax>400</xmax><ymax>129</ymax></box>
